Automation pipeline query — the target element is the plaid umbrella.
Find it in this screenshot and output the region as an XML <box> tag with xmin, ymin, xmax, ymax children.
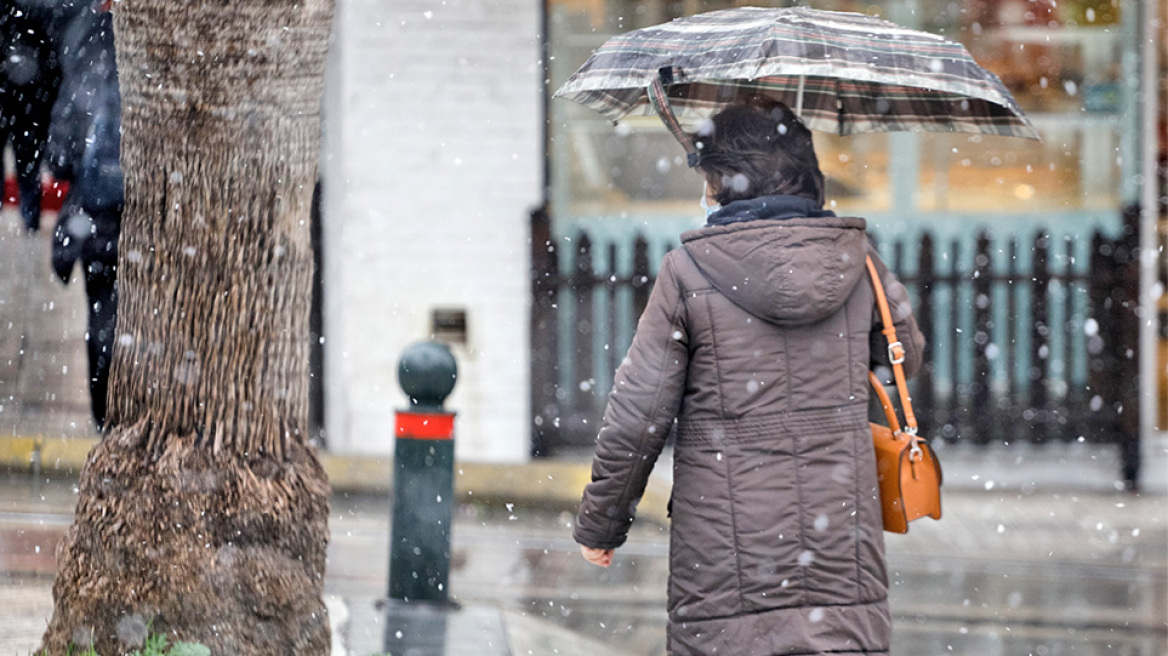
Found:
<box><xmin>554</xmin><ymin>6</ymin><xmax>1039</xmax><ymax>165</ymax></box>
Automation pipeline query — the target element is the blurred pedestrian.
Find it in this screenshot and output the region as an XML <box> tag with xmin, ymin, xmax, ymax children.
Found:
<box><xmin>0</xmin><ymin>2</ymin><xmax>59</xmax><ymax>232</ymax></box>
<box><xmin>575</xmin><ymin>100</ymin><xmax>926</xmax><ymax>656</ymax></box>
<box><xmin>43</xmin><ymin>1</ymin><xmax>122</xmax><ymax>428</ymax></box>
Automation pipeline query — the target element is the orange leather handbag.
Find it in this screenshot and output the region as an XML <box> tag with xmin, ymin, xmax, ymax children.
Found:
<box><xmin>866</xmin><ymin>256</ymin><xmax>942</xmax><ymax>534</ymax></box>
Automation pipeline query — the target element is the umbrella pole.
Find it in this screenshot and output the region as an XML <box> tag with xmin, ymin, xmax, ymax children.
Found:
<box><xmin>795</xmin><ymin>75</ymin><xmax>805</xmax><ymax>116</ymax></box>
<box><xmin>648</xmin><ymin>67</ymin><xmax>700</xmax><ymax>167</ymax></box>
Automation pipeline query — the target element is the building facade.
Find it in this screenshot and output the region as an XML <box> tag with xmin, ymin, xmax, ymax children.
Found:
<box><xmin>321</xmin><ymin>0</ymin><xmax>1163</xmax><ymax>466</ymax></box>
<box><xmin>320</xmin><ymin>0</ymin><xmax>544</xmax><ymax>461</ymax></box>
<box><xmin>2</xmin><ymin>0</ymin><xmax>1162</xmax><ymax>470</ymax></box>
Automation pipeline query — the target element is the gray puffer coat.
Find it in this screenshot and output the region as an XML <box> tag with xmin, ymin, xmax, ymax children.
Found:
<box><xmin>574</xmin><ymin>209</ymin><xmax>925</xmax><ymax>656</ymax></box>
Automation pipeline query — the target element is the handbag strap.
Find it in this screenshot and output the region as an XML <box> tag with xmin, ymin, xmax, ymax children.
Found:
<box><xmin>865</xmin><ymin>255</ymin><xmax>918</xmax><ymax>435</ymax></box>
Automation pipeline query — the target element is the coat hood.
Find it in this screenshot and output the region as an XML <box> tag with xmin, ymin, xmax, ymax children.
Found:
<box><xmin>681</xmin><ymin>215</ymin><xmax>869</xmax><ymax>326</ymax></box>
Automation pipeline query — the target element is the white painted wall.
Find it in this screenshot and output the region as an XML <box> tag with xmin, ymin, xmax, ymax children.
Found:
<box><xmin>321</xmin><ymin>0</ymin><xmax>542</xmax><ymax>462</ymax></box>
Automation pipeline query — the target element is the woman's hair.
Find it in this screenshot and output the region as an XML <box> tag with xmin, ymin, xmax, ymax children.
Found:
<box><xmin>693</xmin><ymin>99</ymin><xmax>824</xmax><ymax>206</ymax></box>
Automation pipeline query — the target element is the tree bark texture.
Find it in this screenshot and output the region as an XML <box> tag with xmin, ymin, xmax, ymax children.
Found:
<box><xmin>42</xmin><ymin>1</ymin><xmax>336</xmax><ymax>654</ymax></box>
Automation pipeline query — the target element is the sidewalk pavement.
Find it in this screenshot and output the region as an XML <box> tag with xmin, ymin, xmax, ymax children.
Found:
<box><xmin>1</xmin><ymin>434</ymin><xmax>1166</xmax><ymax>655</ymax></box>
<box><xmin>3</xmin><ymin>430</ymin><xmax>1165</xmax><ymax>519</ymax></box>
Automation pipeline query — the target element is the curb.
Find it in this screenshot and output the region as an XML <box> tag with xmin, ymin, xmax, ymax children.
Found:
<box><xmin>0</xmin><ymin>436</ymin><xmax>670</xmax><ymax>524</ymax></box>
<box><xmin>0</xmin><ymin>436</ymin><xmax>95</xmax><ymax>476</ymax></box>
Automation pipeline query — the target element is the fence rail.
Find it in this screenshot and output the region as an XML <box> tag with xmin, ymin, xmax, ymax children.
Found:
<box><xmin>530</xmin><ymin>209</ymin><xmax>1141</xmax><ymax>481</ymax></box>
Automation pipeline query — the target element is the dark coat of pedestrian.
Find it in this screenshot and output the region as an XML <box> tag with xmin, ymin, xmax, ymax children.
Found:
<box><xmin>43</xmin><ymin>1</ymin><xmax>122</xmax><ymax>428</ymax></box>
<box><xmin>0</xmin><ymin>1</ymin><xmax>60</xmax><ymax>231</ymax></box>
<box><xmin>574</xmin><ymin>101</ymin><xmax>926</xmax><ymax>656</ymax></box>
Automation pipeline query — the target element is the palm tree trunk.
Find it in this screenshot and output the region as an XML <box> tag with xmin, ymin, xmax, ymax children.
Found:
<box><xmin>42</xmin><ymin>1</ymin><xmax>336</xmax><ymax>653</ymax></box>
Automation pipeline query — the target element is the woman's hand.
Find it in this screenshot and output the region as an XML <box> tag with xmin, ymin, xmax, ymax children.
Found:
<box><xmin>580</xmin><ymin>545</ymin><xmax>614</xmax><ymax>567</ymax></box>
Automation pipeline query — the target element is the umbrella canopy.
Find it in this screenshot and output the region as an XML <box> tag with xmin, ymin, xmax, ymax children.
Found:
<box><xmin>555</xmin><ymin>6</ymin><xmax>1039</xmax><ymax>162</ymax></box>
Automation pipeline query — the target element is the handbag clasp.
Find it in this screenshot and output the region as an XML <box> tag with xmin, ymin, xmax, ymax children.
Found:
<box><xmin>907</xmin><ymin>431</ymin><xmax>924</xmax><ymax>462</ymax></box>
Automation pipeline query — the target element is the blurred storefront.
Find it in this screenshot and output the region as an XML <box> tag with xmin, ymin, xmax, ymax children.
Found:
<box><xmin>534</xmin><ymin>0</ymin><xmax>1163</xmax><ymax>485</ymax></box>
<box><xmin>548</xmin><ymin>0</ymin><xmax>1132</xmax><ymax>223</ymax></box>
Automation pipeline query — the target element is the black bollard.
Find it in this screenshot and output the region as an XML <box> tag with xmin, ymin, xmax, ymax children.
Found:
<box><xmin>389</xmin><ymin>341</ymin><xmax>458</xmax><ymax>604</ymax></box>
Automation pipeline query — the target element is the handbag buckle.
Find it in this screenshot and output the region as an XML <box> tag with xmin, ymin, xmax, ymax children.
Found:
<box><xmin>888</xmin><ymin>341</ymin><xmax>906</xmax><ymax>365</ymax></box>
<box><xmin>906</xmin><ymin>430</ymin><xmax>924</xmax><ymax>462</ymax></box>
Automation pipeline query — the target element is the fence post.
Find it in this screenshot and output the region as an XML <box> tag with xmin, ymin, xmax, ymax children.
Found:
<box><xmin>1116</xmin><ymin>207</ymin><xmax>1144</xmax><ymax>488</ymax></box>
<box><xmin>972</xmin><ymin>231</ymin><xmax>993</xmax><ymax>444</ymax></box>
<box><xmin>573</xmin><ymin>233</ymin><xmax>595</xmax><ymax>416</ymax></box>
<box><xmin>1088</xmin><ymin>231</ymin><xmax>1115</xmax><ymax>439</ymax></box>
<box><xmin>632</xmin><ymin>236</ymin><xmax>651</xmax><ymax>321</ymax></box>
<box><xmin>530</xmin><ymin>206</ymin><xmax>558</xmax><ymax>456</ymax></box>
<box><xmin>1088</xmin><ymin>219</ymin><xmax>1141</xmax><ymax>489</ymax></box>
<box><xmin>1063</xmin><ymin>237</ymin><xmax>1087</xmax><ymax>441</ymax></box>
<box><xmin>916</xmin><ymin>233</ymin><xmax>935</xmax><ymax>440</ymax></box>
<box><xmin>948</xmin><ymin>239</ymin><xmax>963</xmax><ymax>441</ymax></box>
<box><xmin>1030</xmin><ymin>232</ymin><xmax>1051</xmax><ymax>443</ymax></box>
<box><xmin>1005</xmin><ymin>238</ymin><xmax>1020</xmax><ymax>441</ymax></box>
<box><xmin>606</xmin><ymin>243</ymin><xmax>620</xmax><ymax>389</ymax></box>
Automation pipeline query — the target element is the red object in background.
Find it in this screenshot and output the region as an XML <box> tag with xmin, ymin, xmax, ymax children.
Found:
<box><xmin>42</xmin><ymin>178</ymin><xmax>67</xmax><ymax>212</ymax></box>
<box><xmin>1</xmin><ymin>175</ymin><xmax>69</xmax><ymax>214</ymax></box>
<box><xmin>2</xmin><ymin>177</ymin><xmax>16</xmax><ymax>207</ymax></box>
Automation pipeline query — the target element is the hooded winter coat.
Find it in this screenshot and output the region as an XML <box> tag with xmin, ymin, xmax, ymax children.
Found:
<box><xmin>574</xmin><ymin>196</ymin><xmax>926</xmax><ymax>656</ymax></box>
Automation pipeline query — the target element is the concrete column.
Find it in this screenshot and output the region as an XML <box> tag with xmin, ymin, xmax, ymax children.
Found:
<box><xmin>320</xmin><ymin>0</ymin><xmax>542</xmax><ymax>462</ymax></box>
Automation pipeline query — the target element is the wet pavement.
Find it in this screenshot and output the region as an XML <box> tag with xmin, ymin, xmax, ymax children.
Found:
<box><xmin>0</xmin><ymin>210</ymin><xmax>97</xmax><ymax>442</ymax></box>
<box><xmin>0</xmin><ymin>470</ymin><xmax>1165</xmax><ymax>656</ymax></box>
<box><xmin>2</xmin><ymin>198</ymin><xmax>1166</xmax><ymax>654</ymax></box>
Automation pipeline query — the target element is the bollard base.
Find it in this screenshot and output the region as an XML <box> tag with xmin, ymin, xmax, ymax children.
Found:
<box><xmin>389</xmin><ymin>431</ymin><xmax>456</xmax><ymax>602</ymax></box>
<box><xmin>380</xmin><ymin>599</ymin><xmax>509</xmax><ymax>656</ymax></box>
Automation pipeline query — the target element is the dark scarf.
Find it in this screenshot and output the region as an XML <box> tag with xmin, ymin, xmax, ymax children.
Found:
<box><xmin>706</xmin><ymin>194</ymin><xmax>836</xmax><ymax>227</ymax></box>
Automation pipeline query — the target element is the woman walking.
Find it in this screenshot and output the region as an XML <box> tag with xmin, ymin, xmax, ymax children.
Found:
<box><xmin>574</xmin><ymin>100</ymin><xmax>926</xmax><ymax>655</ymax></box>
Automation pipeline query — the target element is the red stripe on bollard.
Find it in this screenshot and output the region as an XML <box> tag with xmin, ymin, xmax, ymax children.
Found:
<box><xmin>395</xmin><ymin>412</ymin><xmax>454</xmax><ymax>440</ymax></box>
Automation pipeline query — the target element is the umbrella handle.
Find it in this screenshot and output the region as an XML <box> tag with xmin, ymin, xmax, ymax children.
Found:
<box><xmin>795</xmin><ymin>75</ymin><xmax>805</xmax><ymax>116</ymax></box>
<box><xmin>648</xmin><ymin>68</ymin><xmax>700</xmax><ymax>168</ymax></box>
